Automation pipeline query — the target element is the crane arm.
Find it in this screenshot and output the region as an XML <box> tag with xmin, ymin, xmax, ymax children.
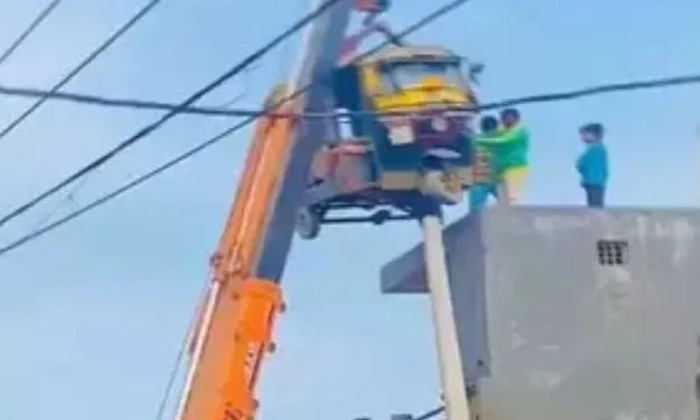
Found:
<box><xmin>176</xmin><ymin>3</ymin><xmax>356</xmax><ymax>419</ymax></box>
<box><xmin>176</xmin><ymin>87</ymin><xmax>295</xmax><ymax>420</ymax></box>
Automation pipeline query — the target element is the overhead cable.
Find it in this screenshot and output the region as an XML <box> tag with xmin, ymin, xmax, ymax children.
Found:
<box><xmin>0</xmin><ymin>0</ymin><xmax>169</xmax><ymax>142</ymax></box>
<box><xmin>0</xmin><ymin>0</ymin><xmax>65</xmax><ymax>68</ymax></box>
<box><xmin>258</xmin><ymin>0</ymin><xmax>476</xmax><ymax>113</ymax></box>
<box><xmin>151</xmin><ymin>279</ymin><xmax>211</xmax><ymax>420</ymax></box>
<box><xmin>1</xmin><ymin>70</ymin><xmax>697</xmax><ymax>257</ymax></box>
<box><xmin>0</xmin><ymin>74</ymin><xmax>697</xmax><ymax>118</ymax></box>
<box><xmin>0</xmin><ymin>0</ymin><xmax>486</xmax><ymax>257</ymax></box>
<box><xmin>414</xmin><ymin>406</ymin><xmax>445</xmax><ymax>420</ymax></box>
<box><xmin>9</xmin><ymin>0</ymin><xmax>698</xmax><ymax>256</ymax></box>
<box><xmin>0</xmin><ymin>0</ymin><xmax>344</xmax><ymax>230</ymax></box>
<box><xmin>0</xmin><ymin>0</ymin><xmax>473</xmax><ymax>120</ymax></box>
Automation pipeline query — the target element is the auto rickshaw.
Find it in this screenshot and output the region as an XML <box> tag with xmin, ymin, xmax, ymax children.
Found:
<box><xmin>296</xmin><ymin>44</ymin><xmax>481</xmax><ymax>239</ymax></box>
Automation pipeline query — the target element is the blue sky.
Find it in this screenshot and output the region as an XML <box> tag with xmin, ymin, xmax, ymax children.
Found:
<box><xmin>0</xmin><ymin>0</ymin><xmax>698</xmax><ymax>419</ymax></box>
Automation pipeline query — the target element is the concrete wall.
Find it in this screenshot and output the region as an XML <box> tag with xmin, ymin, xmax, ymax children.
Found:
<box><xmin>381</xmin><ymin>207</ymin><xmax>700</xmax><ymax>420</ymax></box>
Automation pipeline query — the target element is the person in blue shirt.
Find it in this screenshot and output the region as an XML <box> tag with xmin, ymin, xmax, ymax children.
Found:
<box><xmin>576</xmin><ymin>123</ymin><xmax>609</xmax><ymax>207</ymax></box>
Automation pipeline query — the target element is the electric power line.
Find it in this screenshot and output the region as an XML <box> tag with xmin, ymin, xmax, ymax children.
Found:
<box><xmin>0</xmin><ymin>0</ymin><xmax>479</xmax><ymax>257</ymax></box>
<box><xmin>0</xmin><ymin>0</ymin><xmax>345</xmax><ymax>231</ymax></box>
<box><xmin>1</xmin><ymin>71</ymin><xmax>697</xmax><ymax>257</ymax></box>
<box><xmin>3</xmin><ymin>0</ymin><xmax>699</xmax><ymax>257</ymax></box>
<box><xmin>259</xmin><ymin>0</ymin><xmax>478</xmax><ymax>117</ymax></box>
<box><xmin>414</xmin><ymin>406</ymin><xmax>445</xmax><ymax>420</ymax></box>
<box><xmin>0</xmin><ymin>0</ymin><xmax>65</xmax><ymax>68</ymax></box>
<box><xmin>0</xmin><ymin>73</ymin><xmax>697</xmax><ymax>119</ymax></box>
<box><xmin>28</xmin><ymin>175</ymin><xmax>90</xmax><ymax>234</ymax></box>
<box><xmin>0</xmin><ymin>83</ymin><xmax>245</xmax><ymax>116</ymax></box>
<box><xmin>152</xmin><ymin>278</ymin><xmax>211</xmax><ymax>420</ymax></box>
<box><xmin>0</xmin><ymin>0</ymin><xmax>168</xmax><ymax>142</ymax></box>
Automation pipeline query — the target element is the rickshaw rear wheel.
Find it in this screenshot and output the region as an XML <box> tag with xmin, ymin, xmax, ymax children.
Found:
<box><xmin>296</xmin><ymin>205</ymin><xmax>322</xmax><ymax>240</ymax></box>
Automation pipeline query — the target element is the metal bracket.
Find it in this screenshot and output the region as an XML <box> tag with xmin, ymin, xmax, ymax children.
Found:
<box><xmin>322</xmin><ymin>209</ymin><xmax>413</xmax><ymax>225</ymax></box>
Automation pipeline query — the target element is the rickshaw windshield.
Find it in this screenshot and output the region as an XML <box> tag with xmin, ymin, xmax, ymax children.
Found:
<box><xmin>379</xmin><ymin>59</ymin><xmax>463</xmax><ymax>92</ymax></box>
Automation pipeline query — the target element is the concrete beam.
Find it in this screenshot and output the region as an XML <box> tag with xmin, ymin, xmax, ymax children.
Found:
<box><xmin>380</xmin><ymin>206</ymin><xmax>700</xmax><ymax>294</ymax></box>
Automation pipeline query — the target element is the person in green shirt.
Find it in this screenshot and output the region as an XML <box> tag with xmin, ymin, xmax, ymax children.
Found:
<box><xmin>469</xmin><ymin>109</ymin><xmax>530</xmax><ymax>211</ymax></box>
<box><xmin>497</xmin><ymin>108</ymin><xmax>530</xmax><ymax>204</ymax></box>
<box><xmin>469</xmin><ymin>115</ymin><xmax>501</xmax><ymax>211</ymax></box>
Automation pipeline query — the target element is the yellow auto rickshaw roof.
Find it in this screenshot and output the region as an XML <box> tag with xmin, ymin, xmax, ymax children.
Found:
<box><xmin>357</xmin><ymin>45</ymin><xmax>459</xmax><ymax>65</ymax></box>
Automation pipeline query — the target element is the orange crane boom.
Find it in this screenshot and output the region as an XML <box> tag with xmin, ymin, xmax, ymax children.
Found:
<box><xmin>175</xmin><ymin>89</ymin><xmax>293</xmax><ymax>420</ymax></box>
<box><xmin>174</xmin><ymin>2</ymin><xmax>356</xmax><ymax>419</ymax></box>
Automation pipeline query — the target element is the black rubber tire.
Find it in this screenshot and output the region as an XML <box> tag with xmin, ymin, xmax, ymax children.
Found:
<box><xmin>296</xmin><ymin>206</ymin><xmax>322</xmax><ymax>240</ymax></box>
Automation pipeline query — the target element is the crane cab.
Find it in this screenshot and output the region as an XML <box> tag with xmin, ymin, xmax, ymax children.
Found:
<box><xmin>297</xmin><ymin>45</ymin><xmax>479</xmax><ymax>239</ymax></box>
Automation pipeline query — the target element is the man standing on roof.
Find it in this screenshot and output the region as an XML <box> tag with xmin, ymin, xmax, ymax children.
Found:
<box><xmin>497</xmin><ymin>108</ymin><xmax>530</xmax><ymax>204</ymax></box>
<box><xmin>470</xmin><ymin>109</ymin><xmax>530</xmax><ymax>209</ymax></box>
<box><xmin>469</xmin><ymin>115</ymin><xmax>501</xmax><ymax>211</ymax></box>
<box><xmin>576</xmin><ymin>122</ymin><xmax>609</xmax><ymax>207</ymax></box>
